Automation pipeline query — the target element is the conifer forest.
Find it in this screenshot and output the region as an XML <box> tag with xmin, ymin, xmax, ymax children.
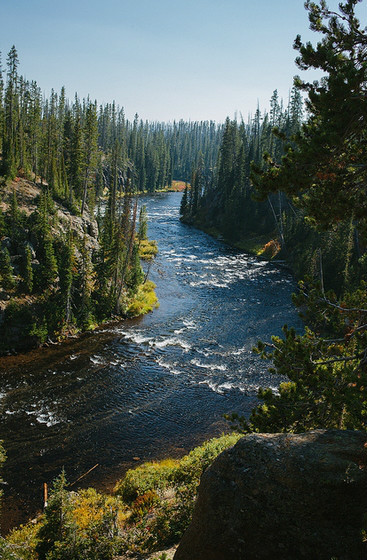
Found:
<box><xmin>0</xmin><ymin>0</ymin><xmax>366</xmax><ymax>558</ymax></box>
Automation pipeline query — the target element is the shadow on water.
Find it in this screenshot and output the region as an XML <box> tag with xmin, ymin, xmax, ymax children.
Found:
<box><xmin>0</xmin><ymin>192</ymin><xmax>302</xmax><ymax>533</ymax></box>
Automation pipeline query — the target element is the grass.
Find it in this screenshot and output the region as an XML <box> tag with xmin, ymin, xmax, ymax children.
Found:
<box><xmin>139</xmin><ymin>240</ymin><xmax>158</xmax><ymax>260</ymax></box>
<box><xmin>127</xmin><ymin>280</ymin><xmax>159</xmax><ymax>317</ymax></box>
<box><xmin>155</xmin><ymin>180</ymin><xmax>190</xmax><ymax>193</ymax></box>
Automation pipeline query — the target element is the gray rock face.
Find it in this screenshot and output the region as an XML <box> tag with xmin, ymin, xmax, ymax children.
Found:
<box><xmin>174</xmin><ymin>430</ymin><xmax>367</xmax><ymax>560</ymax></box>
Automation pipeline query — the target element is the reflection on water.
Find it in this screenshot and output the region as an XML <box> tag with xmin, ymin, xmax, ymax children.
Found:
<box><xmin>0</xmin><ymin>192</ymin><xmax>302</xmax><ymax>532</ymax></box>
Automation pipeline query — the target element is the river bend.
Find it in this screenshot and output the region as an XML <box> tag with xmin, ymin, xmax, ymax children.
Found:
<box><xmin>0</xmin><ymin>192</ymin><xmax>301</xmax><ymax>530</ymax></box>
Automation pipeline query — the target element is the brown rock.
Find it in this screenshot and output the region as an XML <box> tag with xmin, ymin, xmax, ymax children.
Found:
<box><xmin>174</xmin><ymin>430</ymin><xmax>367</xmax><ymax>560</ymax></box>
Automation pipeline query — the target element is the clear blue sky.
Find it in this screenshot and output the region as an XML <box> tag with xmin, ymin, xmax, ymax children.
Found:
<box><xmin>0</xmin><ymin>0</ymin><xmax>364</xmax><ymax>122</ymax></box>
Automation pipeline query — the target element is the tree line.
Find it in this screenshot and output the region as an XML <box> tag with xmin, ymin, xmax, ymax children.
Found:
<box><xmin>203</xmin><ymin>0</ymin><xmax>367</xmax><ymax>434</ymax></box>
<box><xmin>0</xmin><ymin>48</ymin><xmax>222</xmax><ymax>351</ymax></box>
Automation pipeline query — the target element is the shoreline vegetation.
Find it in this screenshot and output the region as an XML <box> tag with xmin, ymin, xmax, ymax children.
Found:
<box><xmin>0</xmin><ymin>434</ymin><xmax>241</xmax><ymax>558</ymax></box>
<box><xmin>0</xmin><ymin>177</ymin><xmax>159</xmax><ymax>356</ymax></box>
<box><xmin>1</xmin><ymin>0</ymin><xmax>367</xmax><ymax>556</ymax></box>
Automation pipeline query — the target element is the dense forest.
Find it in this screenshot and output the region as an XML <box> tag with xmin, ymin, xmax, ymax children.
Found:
<box><xmin>0</xmin><ymin>47</ymin><xmax>223</xmax><ymax>352</ymax></box>
<box><xmin>0</xmin><ymin>0</ymin><xmax>367</xmax><ymax>558</ymax></box>
<box><xmin>182</xmin><ymin>0</ymin><xmax>367</xmax><ymax>436</ymax></box>
<box><xmin>180</xmin><ymin>83</ymin><xmax>361</xmax><ymax>297</ymax></box>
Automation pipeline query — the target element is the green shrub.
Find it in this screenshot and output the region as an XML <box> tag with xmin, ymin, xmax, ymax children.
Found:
<box><xmin>5</xmin><ymin>433</ymin><xmax>242</xmax><ymax>559</ymax></box>
<box><xmin>127</xmin><ymin>280</ymin><xmax>159</xmax><ymax>317</ymax></box>
<box><xmin>173</xmin><ymin>432</ymin><xmax>241</xmax><ymax>486</ymax></box>
<box><xmin>115</xmin><ymin>458</ymin><xmax>178</xmax><ymax>503</ymax></box>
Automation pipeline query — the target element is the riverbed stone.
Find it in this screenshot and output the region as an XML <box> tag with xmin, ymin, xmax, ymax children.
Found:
<box><xmin>174</xmin><ymin>430</ymin><xmax>367</xmax><ymax>560</ymax></box>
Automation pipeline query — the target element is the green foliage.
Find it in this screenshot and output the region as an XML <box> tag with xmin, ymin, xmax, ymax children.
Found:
<box><xmin>225</xmin><ymin>1</ymin><xmax>367</xmax><ymax>437</ymax></box>
<box><xmin>115</xmin><ymin>458</ymin><xmax>178</xmax><ymax>503</ymax></box>
<box><xmin>3</xmin><ymin>521</ymin><xmax>40</xmax><ymax>559</ymax></box>
<box><xmin>22</xmin><ymin>244</ymin><xmax>33</xmax><ymax>294</ymax></box>
<box><xmin>229</xmin><ymin>279</ymin><xmax>367</xmax><ymax>434</ymax></box>
<box><xmin>115</xmin><ymin>433</ymin><xmax>241</xmax><ymax>503</ymax></box>
<box><xmin>115</xmin><ymin>433</ymin><xmax>241</xmax><ymax>553</ymax></box>
<box><xmin>5</xmin><ymin>434</ymin><xmax>240</xmax><ymax>559</ymax></box>
<box><xmin>138</xmin><ymin>239</ymin><xmax>158</xmax><ymax>260</ymax></box>
<box><xmin>125</xmin><ymin>243</ymin><xmax>144</xmax><ymax>294</ymax></box>
<box><xmin>127</xmin><ymin>280</ymin><xmax>158</xmax><ymax>317</ymax></box>
<box><xmin>138</xmin><ymin>204</ymin><xmax>148</xmax><ymax>241</ymax></box>
<box><xmin>252</xmin><ymin>0</ymin><xmax>367</xmax><ymax>235</ymax></box>
<box><xmin>173</xmin><ymin>432</ymin><xmax>241</xmax><ymax>486</ymax></box>
<box><xmin>29</xmin><ymin>316</ymin><xmax>49</xmax><ymax>345</ymax></box>
<box><xmin>0</xmin><ymin>247</ymin><xmax>16</xmax><ymax>290</ymax></box>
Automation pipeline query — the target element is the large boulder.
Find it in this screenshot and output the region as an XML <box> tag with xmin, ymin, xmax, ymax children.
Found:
<box><xmin>174</xmin><ymin>430</ymin><xmax>367</xmax><ymax>560</ymax></box>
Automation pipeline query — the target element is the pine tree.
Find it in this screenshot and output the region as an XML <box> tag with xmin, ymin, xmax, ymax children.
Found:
<box><xmin>138</xmin><ymin>204</ymin><xmax>148</xmax><ymax>241</ymax></box>
<box><xmin>77</xmin><ymin>236</ymin><xmax>95</xmax><ymax>329</ymax></box>
<box><xmin>253</xmin><ymin>0</ymin><xmax>367</xmax><ymax>234</ymax></box>
<box><xmin>126</xmin><ymin>243</ymin><xmax>144</xmax><ymax>294</ymax></box>
<box><xmin>23</xmin><ymin>244</ymin><xmax>33</xmax><ymax>294</ymax></box>
<box><xmin>3</xmin><ymin>46</ymin><xmax>19</xmax><ymax>178</ymax></box>
<box><xmin>36</xmin><ymin>192</ymin><xmax>58</xmax><ymax>289</ymax></box>
<box><xmin>180</xmin><ymin>184</ymin><xmax>189</xmax><ymax>217</ymax></box>
<box><xmin>59</xmin><ymin>233</ymin><xmax>74</xmax><ymax>325</ymax></box>
<box><xmin>0</xmin><ymin>247</ymin><xmax>16</xmax><ymax>290</ymax></box>
<box><xmin>35</xmin><ymin>470</ymin><xmax>73</xmax><ymax>560</ymax></box>
<box><xmin>81</xmin><ymin>99</ymin><xmax>98</xmax><ymax>215</ymax></box>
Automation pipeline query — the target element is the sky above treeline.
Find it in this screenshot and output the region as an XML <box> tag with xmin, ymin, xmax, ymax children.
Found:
<box><xmin>1</xmin><ymin>0</ymin><xmax>365</xmax><ymax>122</ymax></box>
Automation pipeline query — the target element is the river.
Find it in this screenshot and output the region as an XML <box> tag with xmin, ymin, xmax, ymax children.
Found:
<box><xmin>0</xmin><ymin>192</ymin><xmax>301</xmax><ymax>532</ymax></box>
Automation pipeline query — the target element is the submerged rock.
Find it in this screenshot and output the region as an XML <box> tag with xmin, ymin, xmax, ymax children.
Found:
<box><xmin>174</xmin><ymin>430</ymin><xmax>367</xmax><ymax>560</ymax></box>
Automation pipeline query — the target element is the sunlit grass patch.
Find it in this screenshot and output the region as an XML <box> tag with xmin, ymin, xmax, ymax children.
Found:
<box><xmin>139</xmin><ymin>239</ymin><xmax>158</xmax><ymax>260</ymax></box>
<box><xmin>127</xmin><ymin>280</ymin><xmax>159</xmax><ymax>317</ymax></box>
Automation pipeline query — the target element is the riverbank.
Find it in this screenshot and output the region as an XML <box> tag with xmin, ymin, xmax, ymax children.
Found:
<box><xmin>0</xmin><ymin>177</ymin><xmax>159</xmax><ymax>356</ymax></box>
<box><xmin>181</xmin><ymin>216</ymin><xmax>288</xmax><ymax>264</ymax></box>
<box><xmin>1</xmin><ymin>433</ymin><xmax>241</xmax><ymax>557</ymax></box>
<box><xmin>0</xmin><ymin>192</ymin><xmax>300</xmax><ymax>546</ymax></box>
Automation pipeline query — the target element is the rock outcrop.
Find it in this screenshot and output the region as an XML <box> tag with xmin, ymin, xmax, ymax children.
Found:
<box><xmin>174</xmin><ymin>430</ymin><xmax>367</xmax><ymax>560</ymax></box>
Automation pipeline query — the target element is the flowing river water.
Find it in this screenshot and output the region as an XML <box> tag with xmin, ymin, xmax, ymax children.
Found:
<box><xmin>0</xmin><ymin>192</ymin><xmax>302</xmax><ymax>532</ymax></box>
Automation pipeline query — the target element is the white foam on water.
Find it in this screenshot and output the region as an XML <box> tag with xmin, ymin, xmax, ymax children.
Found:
<box><xmin>25</xmin><ymin>407</ymin><xmax>62</xmax><ymax>427</ymax></box>
<box><xmin>150</xmin><ymin>337</ymin><xmax>191</xmax><ymax>352</ymax></box>
<box><xmin>150</xmin><ymin>337</ymin><xmax>178</xmax><ymax>349</ymax></box>
<box><xmin>123</xmin><ymin>332</ymin><xmax>153</xmax><ymax>345</ymax></box>
<box><xmin>156</xmin><ymin>357</ymin><xmax>181</xmax><ymax>375</ymax></box>
<box><xmin>190</xmin><ymin>359</ymin><xmax>227</xmax><ymax>371</ymax></box>
<box><xmin>189</xmin><ymin>279</ymin><xmax>230</xmax><ymax>288</ymax></box>
<box><xmin>217</xmin><ymin>382</ymin><xmax>247</xmax><ymax>393</ymax></box>
<box><xmin>198</xmin><ymin>379</ymin><xmax>224</xmax><ymax>394</ymax></box>
<box><xmin>36</xmin><ymin>413</ymin><xmax>60</xmax><ymax>427</ymax></box>
<box><xmin>90</xmin><ymin>355</ymin><xmax>104</xmax><ymax>365</ymax></box>
<box><xmin>183</xmin><ymin>319</ymin><xmax>197</xmax><ymax>329</ymax></box>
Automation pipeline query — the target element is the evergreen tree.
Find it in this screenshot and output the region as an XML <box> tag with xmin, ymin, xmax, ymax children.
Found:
<box><xmin>77</xmin><ymin>237</ymin><xmax>95</xmax><ymax>329</ymax></box>
<box><xmin>22</xmin><ymin>244</ymin><xmax>33</xmax><ymax>294</ymax></box>
<box><xmin>232</xmin><ymin>0</ymin><xmax>367</xmax><ymax>436</ymax></box>
<box><xmin>81</xmin><ymin>99</ymin><xmax>98</xmax><ymax>215</ymax></box>
<box><xmin>180</xmin><ymin>184</ymin><xmax>189</xmax><ymax>217</ymax></box>
<box><xmin>36</xmin><ymin>192</ymin><xmax>58</xmax><ymax>289</ymax></box>
<box><xmin>0</xmin><ymin>248</ymin><xmax>16</xmax><ymax>290</ymax></box>
<box><xmin>59</xmin><ymin>233</ymin><xmax>74</xmax><ymax>325</ymax></box>
<box><xmin>2</xmin><ymin>46</ymin><xmax>19</xmax><ymax>178</ymax></box>
<box><xmin>35</xmin><ymin>470</ymin><xmax>73</xmax><ymax>560</ymax></box>
<box><xmin>138</xmin><ymin>204</ymin><xmax>148</xmax><ymax>242</ymax></box>
<box><xmin>252</xmin><ymin>0</ymin><xmax>367</xmax><ymax>235</ymax></box>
